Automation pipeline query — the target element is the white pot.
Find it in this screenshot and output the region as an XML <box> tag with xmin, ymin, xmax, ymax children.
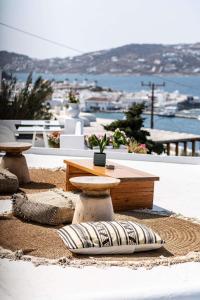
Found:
<box><xmin>67</xmin><ymin>103</ymin><xmax>80</xmax><ymax>118</ymax></box>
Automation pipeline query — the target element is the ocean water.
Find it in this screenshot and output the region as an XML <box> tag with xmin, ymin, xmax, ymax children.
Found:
<box><xmin>15</xmin><ymin>73</ymin><xmax>200</xmax><ymax>138</ymax></box>
<box><xmin>95</xmin><ymin>112</ymin><xmax>200</xmax><ymax>136</ymax></box>
<box><xmin>95</xmin><ymin>112</ymin><xmax>200</xmax><ymax>151</ymax></box>
<box><xmin>15</xmin><ymin>73</ymin><xmax>200</xmax><ymax>97</ymax></box>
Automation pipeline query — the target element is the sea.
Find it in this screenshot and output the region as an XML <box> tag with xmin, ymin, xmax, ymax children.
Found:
<box><xmin>14</xmin><ymin>73</ymin><xmax>200</xmax><ymax>136</ymax></box>
<box><xmin>95</xmin><ymin>112</ymin><xmax>200</xmax><ymax>136</ymax></box>
<box><xmin>15</xmin><ymin>73</ymin><xmax>200</xmax><ymax>96</ymax></box>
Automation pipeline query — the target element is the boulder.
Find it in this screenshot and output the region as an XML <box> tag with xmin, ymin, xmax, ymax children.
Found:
<box><xmin>0</xmin><ymin>168</ymin><xmax>19</xmax><ymax>194</ymax></box>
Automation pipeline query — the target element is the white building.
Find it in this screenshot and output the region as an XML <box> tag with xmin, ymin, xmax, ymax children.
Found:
<box><xmin>84</xmin><ymin>97</ymin><xmax>119</xmax><ymax>111</ymax></box>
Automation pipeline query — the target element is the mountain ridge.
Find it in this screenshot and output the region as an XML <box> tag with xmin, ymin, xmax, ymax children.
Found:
<box><xmin>1</xmin><ymin>42</ymin><xmax>200</xmax><ymax>75</ymax></box>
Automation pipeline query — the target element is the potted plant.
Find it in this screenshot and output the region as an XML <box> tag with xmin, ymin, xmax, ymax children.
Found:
<box><xmin>67</xmin><ymin>89</ymin><xmax>80</xmax><ymax>118</ymax></box>
<box><xmin>47</xmin><ymin>131</ymin><xmax>60</xmax><ymax>148</ymax></box>
<box><xmin>85</xmin><ymin>134</ymin><xmax>99</xmax><ymax>149</ymax></box>
<box><xmin>93</xmin><ymin>134</ymin><xmax>108</xmax><ymax>167</ymax></box>
<box><xmin>111</xmin><ymin>128</ymin><xmax>127</xmax><ymax>149</ymax></box>
<box><xmin>127</xmin><ymin>138</ymin><xmax>148</xmax><ymax>154</ymax></box>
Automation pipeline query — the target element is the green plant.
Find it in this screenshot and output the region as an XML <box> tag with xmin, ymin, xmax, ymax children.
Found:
<box><xmin>85</xmin><ymin>135</ymin><xmax>99</xmax><ymax>149</ymax></box>
<box><xmin>0</xmin><ymin>72</ymin><xmax>53</xmax><ymax>120</ymax></box>
<box><xmin>47</xmin><ymin>131</ymin><xmax>60</xmax><ymax>148</ymax></box>
<box><xmin>85</xmin><ymin>134</ymin><xmax>110</xmax><ymax>150</ymax></box>
<box><xmin>67</xmin><ymin>89</ymin><xmax>80</xmax><ymax>104</ymax></box>
<box><xmin>104</xmin><ymin>103</ymin><xmax>164</xmax><ymax>154</ymax></box>
<box><xmin>128</xmin><ymin>139</ymin><xmax>148</xmax><ymax>154</ymax></box>
<box><xmin>92</xmin><ymin>134</ymin><xmax>108</xmax><ymax>153</ymax></box>
<box><xmin>111</xmin><ymin>128</ymin><xmax>127</xmax><ymax>149</ymax></box>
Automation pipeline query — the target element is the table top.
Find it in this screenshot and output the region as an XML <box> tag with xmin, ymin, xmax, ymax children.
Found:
<box><xmin>17</xmin><ymin>126</ymin><xmax>62</xmax><ymax>133</ymax></box>
<box><xmin>64</xmin><ymin>159</ymin><xmax>159</xmax><ymax>181</ymax></box>
<box><xmin>70</xmin><ymin>176</ymin><xmax>120</xmax><ymax>190</ymax></box>
<box><xmin>20</xmin><ymin>120</ymin><xmax>59</xmax><ymax>126</ymax></box>
<box><xmin>0</xmin><ymin>142</ymin><xmax>32</xmax><ymax>153</ymax></box>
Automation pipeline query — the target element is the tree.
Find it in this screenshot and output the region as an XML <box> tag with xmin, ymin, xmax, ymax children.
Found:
<box><xmin>104</xmin><ymin>103</ymin><xmax>164</xmax><ymax>154</ymax></box>
<box><xmin>0</xmin><ymin>73</ymin><xmax>53</xmax><ymax>120</ymax></box>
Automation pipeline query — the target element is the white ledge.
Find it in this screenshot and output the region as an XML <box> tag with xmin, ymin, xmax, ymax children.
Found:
<box><xmin>26</xmin><ymin>147</ymin><xmax>200</xmax><ymax>165</ymax></box>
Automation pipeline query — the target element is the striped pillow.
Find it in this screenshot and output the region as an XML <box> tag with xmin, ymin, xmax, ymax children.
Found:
<box><xmin>58</xmin><ymin>221</ymin><xmax>164</xmax><ymax>255</ymax></box>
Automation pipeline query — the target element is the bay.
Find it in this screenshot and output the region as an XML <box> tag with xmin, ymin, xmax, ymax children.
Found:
<box><xmin>14</xmin><ymin>73</ymin><xmax>200</xmax><ymax>97</ymax></box>
<box><xmin>14</xmin><ymin>72</ymin><xmax>200</xmax><ymax>139</ymax></box>
<box><xmin>95</xmin><ymin>112</ymin><xmax>200</xmax><ymax>136</ymax></box>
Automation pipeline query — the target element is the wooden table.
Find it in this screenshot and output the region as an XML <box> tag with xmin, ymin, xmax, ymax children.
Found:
<box><xmin>64</xmin><ymin>159</ymin><xmax>159</xmax><ymax>211</ymax></box>
<box><xmin>0</xmin><ymin>142</ymin><xmax>32</xmax><ymax>184</ymax></box>
<box><xmin>70</xmin><ymin>176</ymin><xmax>120</xmax><ymax>223</ymax></box>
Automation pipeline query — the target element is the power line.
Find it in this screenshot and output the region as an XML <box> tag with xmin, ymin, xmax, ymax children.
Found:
<box><xmin>1</xmin><ymin>21</ymin><xmax>199</xmax><ymax>94</ymax></box>
<box><xmin>141</xmin><ymin>81</ymin><xmax>165</xmax><ymax>129</ymax></box>
<box><xmin>0</xmin><ymin>21</ymin><xmax>84</xmax><ymax>54</ymax></box>
<box><xmin>152</xmin><ymin>74</ymin><xmax>200</xmax><ymax>93</ymax></box>
<box><xmin>140</xmin><ymin>72</ymin><xmax>199</xmax><ymax>92</ymax></box>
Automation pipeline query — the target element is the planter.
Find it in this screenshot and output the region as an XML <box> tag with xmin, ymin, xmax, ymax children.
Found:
<box><xmin>93</xmin><ymin>152</ymin><xmax>106</xmax><ymax>167</ymax></box>
<box><xmin>67</xmin><ymin>103</ymin><xmax>80</xmax><ymax>118</ymax></box>
<box><xmin>105</xmin><ymin>145</ymin><xmax>113</xmax><ymax>150</ymax></box>
<box><xmin>48</xmin><ymin>140</ymin><xmax>60</xmax><ymax>148</ymax></box>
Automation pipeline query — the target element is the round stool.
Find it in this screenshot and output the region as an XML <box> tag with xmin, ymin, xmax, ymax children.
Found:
<box><xmin>0</xmin><ymin>142</ymin><xmax>32</xmax><ymax>184</ymax></box>
<box><xmin>70</xmin><ymin>176</ymin><xmax>120</xmax><ymax>224</ymax></box>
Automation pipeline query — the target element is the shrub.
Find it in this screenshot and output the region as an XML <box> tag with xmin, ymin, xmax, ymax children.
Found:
<box><xmin>128</xmin><ymin>139</ymin><xmax>148</xmax><ymax>154</ymax></box>
<box><xmin>47</xmin><ymin>132</ymin><xmax>60</xmax><ymax>148</ymax></box>
<box><xmin>104</xmin><ymin>103</ymin><xmax>164</xmax><ymax>154</ymax></box>
<box><xmin>67</xmin><ymin>89</ymin><xmax>80</xmax><ymax>104</ymax></box>
<box><xmin>85</xmin><ymin>134</ymin><xmax>110</xmax><ymax>150</ymax></box>
<box><xmin>0</xmin><ymin>72</ymin><xmax>53</xmax><ymax>120</ymax></box>
<box><xmin>111</xmin><ymin>129</ymin><xmax>128</xmax><ymax>149</ymax></box>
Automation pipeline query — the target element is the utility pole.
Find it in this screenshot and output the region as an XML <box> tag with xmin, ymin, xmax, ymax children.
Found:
<box><xmin>141</xmin><ymin>81</ymin><xmax>165</xmax><ymax>129</ymax></box>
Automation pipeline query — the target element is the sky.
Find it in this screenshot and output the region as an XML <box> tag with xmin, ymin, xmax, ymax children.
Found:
<box><xmin>0</xmin><ymin>0</ymin><xmax>200</xmax><ymax>59</ymax></box>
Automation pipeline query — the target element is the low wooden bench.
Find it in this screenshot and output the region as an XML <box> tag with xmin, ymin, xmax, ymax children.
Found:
<box><xmin>64</xmin><ymin>159</ymin><xmax>159</xmax><ymax>211</ymax></box>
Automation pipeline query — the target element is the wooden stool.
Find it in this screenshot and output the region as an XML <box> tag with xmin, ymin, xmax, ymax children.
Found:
<box><xmin>70</xmin><ymin>176</ymin><xmax>120</xmax><ymax>224</ymax></box>
<box><xmin>0</xmin><ymin>142</ymin><xmax>32</xmax><ymax>184</ymax></box>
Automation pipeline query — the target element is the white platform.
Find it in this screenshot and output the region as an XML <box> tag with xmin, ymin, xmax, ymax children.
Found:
<box><xmin>1</xmin><ymin>154</ymin><xmax>200</xmax><ymax>300</ymax></box>
<box><xmin>60</xmin><ymin>134</ymin><xmax>85</xmax><ymax>149</ymax></box>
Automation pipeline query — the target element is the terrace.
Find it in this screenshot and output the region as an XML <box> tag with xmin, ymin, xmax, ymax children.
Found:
<box><xmin>0</xmin><ymin>78</ymin><xmax>200</xmax><ymax>300</ymax></box>
<box><xmin>0</xmin><ymin>150</ymin><xmax>200</xmax><ymax>299</ymax></box>
<box><xmin>1</xmin><ymin>0</ymin><xmax>200</xmax><ymax>298</ymax></box>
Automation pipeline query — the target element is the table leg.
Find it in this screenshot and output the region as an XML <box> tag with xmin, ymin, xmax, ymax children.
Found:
<box><xmin>32</xmin><ymin>131</ymin><xmax>36</xmax><ymax>146</ymax></box>
<box><xmin>72</xmin><ymin>189</ymin><xmax>114</xmax><ymax>224</ymax></box>
<box><xmin>1</xmin><ymin>153</ymin><xmax>30</xmax><ymax>184</ymax></box>
<box><xmin>43</xmin><ymin>132</ymin><xmax>48</xmax><ymax>147</ymax></box>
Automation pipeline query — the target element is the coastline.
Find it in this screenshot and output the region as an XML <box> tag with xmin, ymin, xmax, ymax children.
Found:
<box><xmin>94</xmin><ymin>110</ymin><xmax>200</xmax><ymax>120</ymax></box>
<box><xmin>13</xmin><ymin>71</ymin><xmax>200</xmax><ymax>77</ymax></box>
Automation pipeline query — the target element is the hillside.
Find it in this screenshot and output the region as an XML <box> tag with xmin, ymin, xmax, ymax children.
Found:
<box><xmin>1</xmin><ymin>43</ymin><xmax>200</xmax><ymax>74</ymax></box>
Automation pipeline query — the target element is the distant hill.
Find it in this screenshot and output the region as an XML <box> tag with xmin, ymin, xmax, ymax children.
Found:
<box><xmin>1</xmin><ymin>43</ymin><xmax>200</xmax><ymax>75</ymax></box>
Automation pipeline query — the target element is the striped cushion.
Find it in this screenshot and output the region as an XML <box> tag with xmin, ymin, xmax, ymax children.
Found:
<box><xmin>58</xmin><ymin>221</ymin><xmax>164</xmax><ymax>255</ymax></box>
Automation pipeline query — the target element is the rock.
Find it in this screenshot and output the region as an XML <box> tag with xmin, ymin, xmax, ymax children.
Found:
<box><xmin>0</xmin><ymin>168</ymin><xmax>19</xmax><ymax>194</ymax></box>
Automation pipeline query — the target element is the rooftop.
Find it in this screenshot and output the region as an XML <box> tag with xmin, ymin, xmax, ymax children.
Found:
<box><xmin>1</xmin><ymin>153</ymin><xmax>200</xmax><ymax>299</ymax></box>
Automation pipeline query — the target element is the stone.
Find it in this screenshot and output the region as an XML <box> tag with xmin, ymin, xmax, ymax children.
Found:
<box><xmin>0</xmin><ymin>168</ymin><xmax>19</xmax><ymax>194</ymax></box>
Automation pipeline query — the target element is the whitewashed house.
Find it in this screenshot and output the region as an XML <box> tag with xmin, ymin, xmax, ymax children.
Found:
<box><xmin>84</xmin><ymin>96</ymin><xmax>118</xmax><ymax>111</ymax></box>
